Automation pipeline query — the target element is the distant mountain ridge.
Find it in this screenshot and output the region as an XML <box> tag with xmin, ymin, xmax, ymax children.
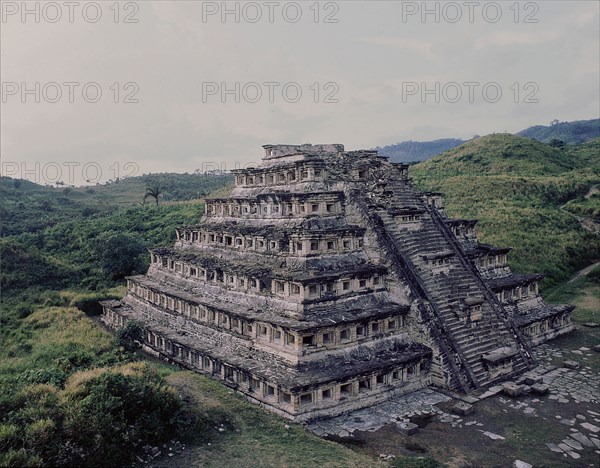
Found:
<box><xmin>377</xmin><ymin>118</ymin><xmax>599</xmax><ymax>163</ymax></box>
<box><xmin>517</xmin><ymin>118</ymin><xmax>600</xmax><ymax>145</ymax></box>
<box><xmin>374</xmin><ymin>138</ymin><xmax>468</xmax><ymax>163</ymax></box>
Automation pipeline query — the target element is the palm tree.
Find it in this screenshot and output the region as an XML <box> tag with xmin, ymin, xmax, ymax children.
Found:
<box><xmin>143</xmin><ymin>184</ymin><xmax>163</xmax><ymax>206</ymax></box>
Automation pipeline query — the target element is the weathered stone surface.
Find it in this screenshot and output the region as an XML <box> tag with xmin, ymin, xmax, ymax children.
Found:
<box><xmin>480</xmin><ymin>430</ymin><xmax>505</xmax><ymax>440</ymax></box>
<box><xmin>560</xmin><ymin>419</ymin><xmax>575</xmax><ymax>426</ymax></box>
<box><xmin>513</xmin><ymin>460</ymin><xmax>532</xmax><ymax>468</ymax></box>
<box><xmin>563</xmin><ymin>438</ymin><xmax>583</xmax><ymax>451</ymax></box>
<box><xmin>531</xmin><ymin>383</ymin><xmax>550</xmax><ymax>395</ymax></box>
<box><xmin>503</xmin><ymin>383</ymin><xmax>525</xmax><ymax>397</ymax></box>
<box><xmin>452</xmin><ymin>402</ymin><xmax>474</xmax><ymax>416</ymax></box>
<box><xmin>581</xmin><ymin>423</ymin><xmax>600</xmax><ymax>433</ymax></box>
<box><xmin>563</xmin><ymin>360</ymin><xmax>580</xmax><ymax>369</ymax></box>
<box><xmin>524</xmin><ymin>376</ymin><xmax>543</xmax><ymax>385</ymax></box>
<box><xmin>396</xmin><ymin>422</ymin><xmax>419</xmax><ymax>435</ymax></box>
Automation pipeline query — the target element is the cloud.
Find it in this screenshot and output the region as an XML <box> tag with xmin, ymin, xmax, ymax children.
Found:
<box><xmin>358</xmin><ymin>36</ymin><xmax>436</xmax><ymax>59</ymax></box>
<box><xmin>474</xmin><ymin>30</ymin><xmax>560</xmax><ymax>49</ymax></box>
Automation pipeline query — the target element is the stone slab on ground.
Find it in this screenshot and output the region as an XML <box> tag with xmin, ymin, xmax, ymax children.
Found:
<box><xmin>513</xmin><ymin>460</ymin><xmax>532</xmax><ymax>468</ymax></box>
<box><xmin>503</xmin><ymin>383</ymin><xmax>525</xmax><ymax>397</ymax></box>
<box><xmin>480</xmin><ymin>430</ymin><xmax>505</xmax><ymax>440</ymax></box>
<box><xmin>558</xmin><ymin>443</ymin><xmax>572</xmax><ymax>452</ymax></box>
<box><xmin>560</xmin><ymin>418</ymin><xmax>575</xmax><ymax>426</ymax></box>
<box><xmin>563</xmin><ymin>360</ymin><xmax>580</xmax><ymax>370</ymax></box>
<box><xmin>306</xmin><ymin>388</ymin><xmax>450</xmax><ymax>437</ymax></box>
<box><xmin>531</xmin><ymin>383</ymin><xmax>550</xmax><ymax>395</ymax></box>
<box><xmin>524</xmin><ymin>376</ymin><xmax>543</xmax><ymax>385</ymax></box>
<box><xmin>545</xmin><ymin>443</ymin><xmax>563</xmax><ymax>453</ymax></box>
<box><xmin>452</xmin><ymin>402</ymin><xmax>474</xmax><ymax>416</ymax></box>
<box><xmin>396</xmin><ymin>422</ymin><xmax>419</xmax><ymax>436</ymax></box>
<box><xmin>460</xmin><ymin>395</ymin><xmax>479</xmax><ymax>404</ymax></box>
<box><xmin>581</xmin><ymin>422</ymin><xmax>600</xmax><ymax>433</ymax></box>
<box><xmin>479</xmin><ymin>385</ymin><xmax>504</xmax><ymax>399</ymax></box>
<box><xmin>563</xmin><ymin>438</ymin><xmax>583</xmax><ymax>451</ymax></box>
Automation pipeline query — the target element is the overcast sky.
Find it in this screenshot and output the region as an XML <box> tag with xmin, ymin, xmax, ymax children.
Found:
<box><xmin>1</xmin><ymin>1</ymin><xmax>599</xmax><ymax>184</ymax></box>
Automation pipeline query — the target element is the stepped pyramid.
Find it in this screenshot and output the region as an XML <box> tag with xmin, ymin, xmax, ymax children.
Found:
<box><xmin>102</xmin><ymin>144</ymin><xmax>574</xmax><ymax>421</ymax></box>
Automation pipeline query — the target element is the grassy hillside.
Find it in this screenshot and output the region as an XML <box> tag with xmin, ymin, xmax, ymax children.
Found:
<box><xmin>413</xmin><ymin>134</ymin><xmax>578</xmax><ymax>176</ymax></box>
<box><xmin>412</xmin><ymin>134</ymin><xmax>600</xmax><ymax>288</ymax></box>
<box><xmin>517</xmin><ymin>118</ymin><xmax>600</xmax><ymax>145</ymax></box>
<box><xmin>375</xmin><ymin>118</ymin><xmax>599</xmax><ymax>165</ymax></box>
<box><xmin>0</xmin><ymin>173</ymin><xmax>232</xmax><ymax>236</ymax></box>
<box><xmin>1</xmin><ymin>202</ymin><xmax>207</xmax><ymax>294</ymax></box>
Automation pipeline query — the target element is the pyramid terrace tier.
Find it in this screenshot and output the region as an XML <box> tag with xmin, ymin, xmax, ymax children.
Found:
<box><xmin>488</xmin><ymin>274</ymin><xmax>544</xmax><ymax>305</ymax></box>
<box><xmin>119</xmin><ymin>277</ymin><xmax>412</xmax><ymax>365</ymax></box>
<box><xmin>465</xmin><ymin>243</ymin><xmax>513</xmax><ymax>279</ymax></box>
<box><xmin>231</xmin><ymin>158</ymin><xmax>409</xmax><ymax>190</ymax></box>
<box><xmin>231</xmin><ymin>159</ymin><xmax>327</xmax><ymax>188</ymax></box>
<box><xmin>205</xmin><ymin>191</ymin><xmax>346</xmax><ymax>220</ymax></box>
<box><xmin>513</xmin><ymin>304</ymin><xmax>575</xmax><ymax>346</ymax></box>
<box><xmin>102</xmin><ymin>298</ymin><xmax>431</xmax><ymax>421</ymax></box>
<box><xmin>175</xmin><ymin>221</ymin><xmax>366</xmax><ymax>257</ymax></box>
<box><xmin>445</xmin><ymin>218</ymin><xmax>478</xmax><ymax>247</ymax></box>
<box><xmin>485</xmin><ymin>274</ymin><xmax>575</xmax><ymax>345</ymax></box>
<box><xmin>262</xmin><ymin>143</ymin><xmax>345</xmax><ymax>159</ymax></box>
<box><xmin>148</xmin><ymin>247</ymin><xmax>390</xmax><ymax>310</ymax></box>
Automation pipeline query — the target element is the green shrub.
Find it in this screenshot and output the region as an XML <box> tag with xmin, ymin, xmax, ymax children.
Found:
<box><xmin>93</xmin><ymin>232</ymin><xmax>147</xmax><ymax>280</ymax></box>
<box><xmin>0</xmin><ymin>448</ymin><xmax>43</xmax><ymax>467</ymax></box>
<box><xmin>62</xmin><ymin>364</ymin><xmax>181</xmax><ymax>466</ymax></box>
<box><xmin>25</xmin><ymin>418</ymin><xmax>56</xmax><ymax>455</ymax></box>
<box><xmin>10</xmin><ymin>384</ymin><xmax>62</xmax><ymax>424</ymax></box>
<box><xmin>115</xmin><ymin>321</ymin><xmax>144</xmax><ymax>352</ymax></box>
<box><xmin>0</xmin><ymin>423</ymin><xmax>19</xmax><ymax>451</ymax></box>
<box><xmin>16</xmin><ymin>304</ymin><xmax>34</xmax><ymax>319</ymax></box>
<box><xmin>18</xmin><ymin>368</ymin><xmax>67</xmax><ymax>387</ymax></box>
<box><xmin>588</xmin><ymin>265</ymin><xmax>600</xmax><ymax>284</ymax></box>
<box><xmin>1</xmin><ymin>362</ymin><xmax>181</xmax><ymax>466</ymax></box>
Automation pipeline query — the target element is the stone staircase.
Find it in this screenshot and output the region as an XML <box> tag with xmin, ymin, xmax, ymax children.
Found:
<box><xmin>354</xmin><ymin>178</ymin><xmax>535</xmax><ymax>391</ymax></box>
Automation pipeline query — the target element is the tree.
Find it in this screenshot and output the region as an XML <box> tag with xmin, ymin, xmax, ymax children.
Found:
<box><xmin>93</xmin><ymin>233</ymin><xmax>146</xmax><ymax>279</ymax></box>
<box><xmin>143</xmin><ymin>184</ymin><xmax>163</xmax><ymax>206</ymax></box>
<box><xmin>115</xmin><ymin>321</ymin><xmax>144</xmax><ymax>351</ymax></box>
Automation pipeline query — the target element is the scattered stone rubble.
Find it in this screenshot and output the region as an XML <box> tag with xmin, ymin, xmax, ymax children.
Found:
<box><xmin>101</xmin><ymin>144</ymin><xmax>575</xmax><ymax>422</ymax></box>
<box><xmin>306</xmin><ymin>341</ymin><xmax>599</xmax><ymax>463</ymax></box>
<box><xmin>306</xmin><ymin>388</ymin><xmax>450</xmax><ymax>437</ymax></box>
